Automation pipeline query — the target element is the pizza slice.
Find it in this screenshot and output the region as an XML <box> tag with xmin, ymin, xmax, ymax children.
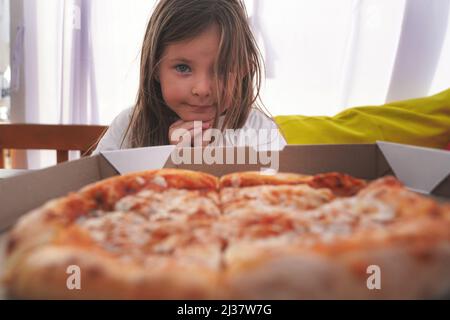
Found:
<box><xmin>2</xmin><ymin>169</ymin><xmax>224</xmax><ymax>299</ymax></box>
<box><xmin>220</xmin><ymin>176</ymin><xmax>450</xmax><ymax>299</ymax></box>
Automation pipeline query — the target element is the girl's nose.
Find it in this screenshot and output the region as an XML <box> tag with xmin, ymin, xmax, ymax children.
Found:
<box><xmin>191</xmin><ymin>76</ymin><xmax>212</xmax><ymax>98</ymax></box>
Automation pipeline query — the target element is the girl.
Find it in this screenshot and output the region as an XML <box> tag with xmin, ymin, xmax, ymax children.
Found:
<box><xmin>93</xmin><ymin>0</ymin><xmax>286</xmax><ymax>154</ymax></box>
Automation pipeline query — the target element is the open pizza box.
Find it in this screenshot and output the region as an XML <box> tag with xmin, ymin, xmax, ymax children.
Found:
<box><xmin>0</xmin><ymin>141</ymin><xmax>449</xmax><ymax>298</ymax></box>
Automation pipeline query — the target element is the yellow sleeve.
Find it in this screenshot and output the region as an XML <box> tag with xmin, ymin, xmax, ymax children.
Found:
<box><xmin>275</xmin><ymin>88</ymin><xmax>450</xmax><ymax>149</ymax></box>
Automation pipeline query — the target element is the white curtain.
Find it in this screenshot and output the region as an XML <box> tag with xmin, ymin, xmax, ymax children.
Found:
<box><xmin>0</xmin><ymin>0</ymin><xmax>10</xmax><ymax>125</ymax></box>
<box><xmin>246</xmin><ymin>0</ymin><xmax>450</xmax><ymax>116</ymax></box>
<box><xmin>13</xmin><ymin>0</ymin><xmax>450</xmax><ymax>168</ymax></box>
<box><xmin>16</xmin><ymin>0</ymin><xmax>154</xmax><ymax>125</ymax></box>
<box><xmin>0</xmin><ymin>0</ymin><xmax>8</xmax><ymax>65</ymax></box>
<box><xmin>15</xmin><ymin>0</ymin><xmax>154</xmax><ymax>168</ymax></box>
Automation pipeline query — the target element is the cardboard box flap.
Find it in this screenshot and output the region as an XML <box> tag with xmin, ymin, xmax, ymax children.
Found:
<box><xmin>170</xmin><ymin>146</ymin><xmax>276</xmax><ymax>176</ymax></box>
<box><xmin>377</xmin><ymin>141</ymin><xmax>450</xmax><ymax>194</ymax></box>
<box><xmin>0</xmin><ymin>155</ymin><xmax>118</xmax><ymax>231</ymax></box>
<box><xmin>101</xmin><ymin>144</ymin><xmax>383</xmax><ymax>179</ymax></box>
<box><xmin>279</xmin><ymin>144</ymin><xmax>379</xmax><ymax>179</ymax></box>
<box><xmin>101</xmin><ymin>145</ymin><xmax>176</xmax><ymax>174</ymax></box>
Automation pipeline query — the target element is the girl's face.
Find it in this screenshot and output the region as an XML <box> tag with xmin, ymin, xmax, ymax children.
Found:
<box><xmin>158</xmin><ymin>24</ymin><xmax>222</xmax><ymax>122</ymax></box>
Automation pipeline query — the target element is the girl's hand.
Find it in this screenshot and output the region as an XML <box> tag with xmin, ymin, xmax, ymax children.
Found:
<box><xmin>168</xmin><ymin>119</ymin><xmax>213</xmax><ymax>147</ymax></box>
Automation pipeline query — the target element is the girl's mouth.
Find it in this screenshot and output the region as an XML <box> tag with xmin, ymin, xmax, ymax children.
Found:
<box><xmin>187</xmin><ymin>104</ymin><xmax>215</xmax><ymax>113</ymax></box>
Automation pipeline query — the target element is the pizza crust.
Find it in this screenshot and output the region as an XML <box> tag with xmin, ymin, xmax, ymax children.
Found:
<box><xmin>219</xmin><ymin>171</ymin><xmax>367</xmax><ymax>197</ymax></box>
<box><xmin>5</xmin><ymin>246</ymin><xmax>220</xmax><ymax>299</ymax></box>
<box><xmin>221</xmin><ymin>243</ymin><xmax>450</xmax><ymax>299</ymax></box>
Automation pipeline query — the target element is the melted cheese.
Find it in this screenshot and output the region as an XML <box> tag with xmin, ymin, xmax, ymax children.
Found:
<box><xmin>69</xmin><ymin>177</ymin><xmax>423</xmax><ymax>272</ymax></box>
<box><xmin>114</xmin><ymin>188</ymin><xmax>220</xmax><ymax>221</ymax></box>
<box><xmin>221</xmin><ymin>184</ymin><xmax>334</xmax><ymax>216</ymax></box>
<box><xmin>151</xmin><ymin>175</ymin><xmax>167</xmax><ymax>188</ymax></box>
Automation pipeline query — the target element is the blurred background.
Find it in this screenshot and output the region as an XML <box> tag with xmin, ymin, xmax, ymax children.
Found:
<box><xmin>1</xmin><ymin>0</ymin><xmax>450</xmax><ymax>167</ymax></box>
<box><xmin>0</xmin><ymin>0</ymin><xmax>10</xmax><ymax>123</ymax></box>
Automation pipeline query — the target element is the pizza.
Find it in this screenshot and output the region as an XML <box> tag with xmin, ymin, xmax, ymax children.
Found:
<box><xmin>2</xmin><ymin>169</ymin><xmax>450</xmax><ymax>299</ymax></box>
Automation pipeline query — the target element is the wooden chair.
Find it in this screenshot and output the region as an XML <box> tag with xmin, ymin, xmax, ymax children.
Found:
<box><xmin>0</xmin><ymin>124</ymin><xmax>108</xmax><ymax>168</ymax></box>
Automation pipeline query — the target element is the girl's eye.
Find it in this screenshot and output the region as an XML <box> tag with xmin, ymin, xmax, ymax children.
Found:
<box><xmin>175</xmin><ymin>64</ymin><xmax>191</xmax><ymax>73</ymax></box>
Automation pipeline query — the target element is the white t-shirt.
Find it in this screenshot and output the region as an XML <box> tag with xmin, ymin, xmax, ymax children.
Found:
<box><xmin>93</xmin><ymin>107</ymin><xmax>287</xmax><ymax>154</ymax></box>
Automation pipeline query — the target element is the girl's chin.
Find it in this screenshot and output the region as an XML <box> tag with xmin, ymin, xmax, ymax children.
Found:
<box><xmin>180</xmin><ymin>113</ymin><xmax>216</xmax><ymax>122</ymax></box>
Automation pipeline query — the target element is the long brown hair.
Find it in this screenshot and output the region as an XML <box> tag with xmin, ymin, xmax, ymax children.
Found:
<box><xmin>123</xmin><ymin>0</ymin><xmax>265</xmax><ymax>148</ymax></box>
